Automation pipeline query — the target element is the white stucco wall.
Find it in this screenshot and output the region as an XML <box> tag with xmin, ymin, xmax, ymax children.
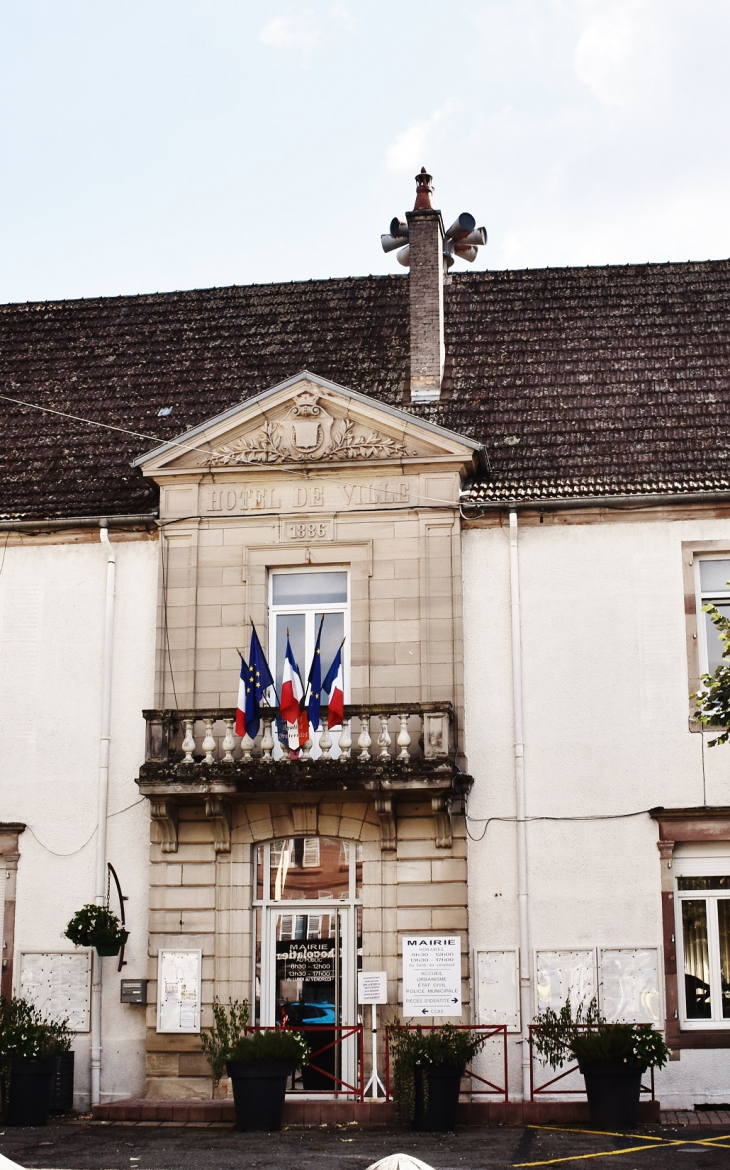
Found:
<box><xmin>463</xmin><ymin>514</ymin><xmax>730</xmax><ymax>1108</ymax></box>
<box><xmin>0</xmin><ymin>535</ymin><xmax>158</xmax><ymax>1107</ymax></box>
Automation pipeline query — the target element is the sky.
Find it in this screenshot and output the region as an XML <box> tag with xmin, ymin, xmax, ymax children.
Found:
<box><xmin>0</xmin><ymin>0</ymin><xmax>729</xmax><ymax>303</ymax></box>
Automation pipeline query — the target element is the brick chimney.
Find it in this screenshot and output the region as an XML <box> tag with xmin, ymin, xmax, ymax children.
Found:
<box><xmin>381</xmin><ymin>170</ymin><xmax>487</xmax><ymax>404</ymax></box>
<box><xmin>406</xmin><ymin>168</ymin><xmax>445</xmax><ymax>403</ymax></box>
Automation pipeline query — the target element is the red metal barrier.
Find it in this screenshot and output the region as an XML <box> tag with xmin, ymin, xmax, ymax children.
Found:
<box><xmin>247</xmin><ymin>1025</ymin><xmax>364</xmax><ymax>1099</ymax></box>
<box><xmin>529</xmin><ymin>1024</ymin><xmax>655</xmax><ymax>1102</ymax></box>
<box><xmin>384</xmin><ymin>1024</ymin><xmax>508</xmax><ymax>1104</ymax></box>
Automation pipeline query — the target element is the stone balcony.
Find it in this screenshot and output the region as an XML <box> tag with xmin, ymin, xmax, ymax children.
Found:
<box><xmin>137</xmin><ymin>703</ymin><xmax>470</xmax><ymax>851</ymax></box>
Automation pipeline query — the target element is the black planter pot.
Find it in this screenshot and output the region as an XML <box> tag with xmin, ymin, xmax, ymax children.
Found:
<box><xmin>3</xmin><ymin>1057</ymin><xmax>59</xmax><ymax>1127</ymax></box>
<box><xmin>579</xmin><ymin>1060</ymin><xmax>644</xmax><ymax>1129</ymax></box>
<box><xmin>50</xmin><ymin>1050</ymin><xmax>75</xmax><ymax>1114</ymax></box>
<box><xmin>412</xmin><ymin>1063</ymin><xmax>464</xmax><ymax>1131</ymax></box>
<box><xmin>94</xmin><ymin>930</ymin><xmax>129</xmax><ymax>957</ymax></box>
<box><xmin>226</xmin><ymin>1060</ymin><xmax>292</xmax><ymax>1131</ymax></box>
<box><xmin>300</xmin><ymin>1030</ymin><xmax>336</xmax><ymax>1091</ymax></box>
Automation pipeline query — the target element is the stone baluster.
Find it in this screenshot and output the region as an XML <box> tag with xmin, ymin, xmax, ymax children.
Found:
<box><xmin>301</xmin><ymin>733</ymin><xmax>313</xmax><ymax>761</ymax></box>
<box><xmin>397</xmin><ymin>713</ymin><xmax>411</xmax><ymax>761</ymax></box>
<box><xmin>357</xmin><ymin>714</ymin><xmax>372</xmax><ymax>762</ymax></box>
<box><xmin>377</xmin><ymin>714</ymin><xmax>392</xmax><ymax>760</ymax></box>
<box><xmin>181</xmin><ymin>719</ymin><xmax>196</xmax><ymax>764</ymax></box>
<box><xmin>222</xmin><ymin>718</ymin><xmax>236</xmax><ymax>763</ymax></box>
<box><xmin>320</xmin><ymin>722</ymin><xmax>332</xmax><ymax>759</ymax></box>
<box><xmin>261</xmin><ymin>717</ymin><xmax>274</xmax><ymax>763</ymax></box>
<box><xmin>202</xmin><ymin>718</ymin><xmax>216</xmax><ymax>765</ymax></box>
<box><xmin>338</xmin><ymin>718</ymin><xmax>352</xmax><ymax>760</ymax></box>
<box><xmin>240</xmin><ymin>731</ymin><xmax>255</xmax><ymax>763</ymax></box>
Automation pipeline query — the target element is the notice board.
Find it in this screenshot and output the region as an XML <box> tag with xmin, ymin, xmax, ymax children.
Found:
<box><xmin>599</xmin><ymin>948</ymin><xmax>661</xmax><ymax>1024</ymax></box>
<box><xmin>402</xmin><ymin>936</ymin><xmax>462</xmax><ymax>1018</ymax></box>
<box><xmin>476</xmin><ymin>949</ymin><xmax>520</xmax><ymax>1030</ymax></box>
<box><xmin>157</xmin><ymin>949</ymin><xmax>202</xmax><ymax>1033</ymax></box>
<box><xmin>19</xmin><ymin>951</ymin><xmax>91</xmax><ymax>1032</ymax></box>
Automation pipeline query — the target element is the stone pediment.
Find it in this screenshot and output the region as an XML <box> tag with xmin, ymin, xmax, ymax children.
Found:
<box><xmin>203</xmin><ymin>389</ymin><xmax>415</xmax><ymax>467</ymax></box>
<box><xmin>135</xmin><ymin>372</ymin><xmax>482</xmax><ymax>477</ymax></box>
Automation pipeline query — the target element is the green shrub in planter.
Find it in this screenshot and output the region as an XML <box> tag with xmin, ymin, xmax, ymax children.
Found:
<box><xmin>0</xmin><ymin>996</ymin><xmax>72</xmax><ymax>1126</ymax></box>
<box><xmin>390</xmin><ymin>1022</ymin><xmax>488</xmax><ymax>1125</ymax></box>
<box><xmin>531</xmin><ymin>997</ymin><xmax>670</xmax><ymax>1128</ymax></box>
<box><xmin>64</xmin><ymin>904</ymin><xmax>128</xmax><ymax>956</ymax></box>
<box><xmin>530</xmin><ymin>997</ymin><xmax>670</xmax><ymax>1071</ymax></box>
<box><xmin>199</xmin><ymin>1000</ymin><xmax>251</xmax><ymax>1086</ymax></box>
<box><xmin>226</xmin><ymin>1029</ymin><xmax>310</xmax><ymax>1131</ymax></box>
<box><xmin>228</xmin><ymin>1028</ymin><xmax>310</xmax><ymax>1068</ymax></box>
<box><xmin>199</xmin><ymin>1004</ymin><xmax>310</xmax><ymax>1133</ymax></box>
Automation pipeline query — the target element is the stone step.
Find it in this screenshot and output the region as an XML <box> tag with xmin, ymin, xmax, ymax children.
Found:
<box><xmin>92</xmin><ymin>1098</ymin><xmax>662</xmax><ymax>1127</ymax></box>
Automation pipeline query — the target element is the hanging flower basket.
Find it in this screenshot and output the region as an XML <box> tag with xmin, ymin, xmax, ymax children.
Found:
<box><xmin>63</xmin><ymin>904</ymin><xmax>129</xmax><ymax>957</ymax></box>
<box><xmin>93</xmin><ymin>930</ymin><xmax>129</xmax><ymax>957</ymax></box>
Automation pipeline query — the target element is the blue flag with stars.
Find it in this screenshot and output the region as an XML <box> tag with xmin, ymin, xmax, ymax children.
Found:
<box><xmin>307</xmin><ymin>616</ymin><xmax>324</xmax><ymax>731</ymax></box>
<box><xmin>244</xmin><ymin>624</ymin><xmax>276</xmax><ymax>741</ymax></box>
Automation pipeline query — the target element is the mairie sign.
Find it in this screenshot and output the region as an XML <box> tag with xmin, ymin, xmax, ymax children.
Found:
<box><xmin>401</xmin><ymin>936</ymin><xmax>462</xmax><ymax>1018</ymax></box>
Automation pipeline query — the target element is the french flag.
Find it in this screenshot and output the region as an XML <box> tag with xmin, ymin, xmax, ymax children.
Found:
<box><xmin>280</xmin><ymin>637</ymin><xmax>304</xmax><ymax>725</ymax></box>
<box><xmin>322</xmin><ymin>643</ymin><xmax>345</xmax><ymax>727</ymax></box>
<box><xmin>235</xmin><ymin>654</ymin><xmax>248</xmax><ymax>737</ymax></box>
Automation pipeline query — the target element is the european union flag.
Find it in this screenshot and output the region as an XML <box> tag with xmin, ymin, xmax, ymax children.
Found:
<box><xmin>307</xmin><ymin>616</ymin><xmax>325</xmax><ymax>731</ymax></box>
<box><xmin>244</xmin><ymin>623</ymin><xmax>276</xmax><ymax>741</ymax></box>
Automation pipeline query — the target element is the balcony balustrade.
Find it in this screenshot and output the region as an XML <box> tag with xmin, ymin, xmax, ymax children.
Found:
<box><xmin>143</xmin><ymin>703</ymin><xmax>453</xmax><ymax>772</ymax></box>
<box><xmin>138</xmin><ymin>703</ymin><xmax>469</xmax><ymax>852</ymax></box>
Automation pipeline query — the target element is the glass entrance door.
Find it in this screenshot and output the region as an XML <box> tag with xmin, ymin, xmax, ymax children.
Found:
<box><xmin>274</xmin><ymin>906</ymin><xmax>352</xmax><ymax>1090</ymax></box>
<box><xmin>254</xmin><ymin>838</ymin><xmax>362</xmax><ymax>1094</ymax></box>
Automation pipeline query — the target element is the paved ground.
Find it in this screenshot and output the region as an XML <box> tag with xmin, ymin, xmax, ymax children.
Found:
<box><xmin>2</xmin><ymin>1122</ymin><xmax>730</xmax><ymax>1170</ymax></box>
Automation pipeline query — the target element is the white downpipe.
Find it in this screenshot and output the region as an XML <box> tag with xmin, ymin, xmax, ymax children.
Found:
<box><xmin>509</xmin><ymin>510</ymin><xmax>531</xmax><ymax>1102</ymax></box>
<box><xmin>91</xmin><ymin>523</ymin><xmax>116</xmax><ymax>1108</ymax></box>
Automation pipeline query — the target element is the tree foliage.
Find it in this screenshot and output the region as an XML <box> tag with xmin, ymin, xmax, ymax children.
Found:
<box><xmin>694</xmin><ymin>602</ymin><xmax>730</xmax><ymax>745</ymax></box>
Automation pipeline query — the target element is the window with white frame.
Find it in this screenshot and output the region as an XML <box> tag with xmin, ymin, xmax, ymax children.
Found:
<box><xmin>695</xmin><ymin>557</ymin><xmax>730</xmax><ymax>675</ymax></box>
<box><xmin>269</xmin><ymin>569</ymin><xmax>349</xmax><ymax>707</ymax></box>
<box><xmin>675</xmin><ymin>845</ymin><xmax>730</xmax><ymax>1028</ymax></box>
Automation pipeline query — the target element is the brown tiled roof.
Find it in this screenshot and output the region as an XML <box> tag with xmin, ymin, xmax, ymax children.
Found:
<box><xmin>1</xmin><ymin>259</ymin><xmax>729</xmax><ymax>519</ymax></box>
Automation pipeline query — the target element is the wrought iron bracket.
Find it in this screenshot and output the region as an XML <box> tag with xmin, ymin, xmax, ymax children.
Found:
<box><xmin>107</xmin><ymin>862</ymin><xmax>128</xmax><ymax>973</ymax></box>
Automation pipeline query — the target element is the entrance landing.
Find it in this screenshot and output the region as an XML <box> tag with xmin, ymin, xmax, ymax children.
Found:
<box><xmin>91</xmin><ymin>1099</ymin><xmax>662</xmax><ymax>1126</ymax></box>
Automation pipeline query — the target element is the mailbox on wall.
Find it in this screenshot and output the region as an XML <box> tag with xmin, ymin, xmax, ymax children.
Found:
<box><xmin>120</xmin><ymin>979</ymin><xmax>148</xmax><ymax>1004</ymax></box>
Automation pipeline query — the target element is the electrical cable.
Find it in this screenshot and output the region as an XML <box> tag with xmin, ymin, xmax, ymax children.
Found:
<box><xmin>24</xmin><ymin>823</ymin><xmax>97</xmax><ymax>858</ymax></box>
<box><xmin>24</xmin><ymin>798</ymin><xmax>146</xmax><ymax>857</ymax></box>
<box><xmin>109</xmin><ymin>796</ymin><xmax>146</xmax><ymax>818</ymax></box>
<box><xmin>464</xmin><ymin>809</ymin><xmax>652</xmax><ymax>843</ymax></box>
<box><xmin>0</xmin><ymin>391</ymin><xmax>465</xmax><ymax>510</ymax></box>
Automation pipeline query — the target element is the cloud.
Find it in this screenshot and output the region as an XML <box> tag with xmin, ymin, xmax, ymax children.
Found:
<box><xmin>259</xmin><ymin>10</ymin><xmax>320</xmax><ymax>58</ymax></box>
<box><xmin>385</xmin><ymin>104</ymin><xmax>457</xmax><ymax>174</ymax></box>
<box><xmin>573</xmin><ymin>0</ymin><xmax>671</xmax><ymax>108</ymax></box>
<box><xmin>329</xmin><ymin>2</ymin><xmax>357</xmax><ymax>32</ymax></box>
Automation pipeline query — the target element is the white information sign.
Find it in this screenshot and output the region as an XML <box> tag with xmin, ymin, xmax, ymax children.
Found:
<box><xmin>358</xmin><ymin>970</ymin><xmax>388</xmax><ymax>1005</ymax></box>
<box><xmin>19</xmin><ymin>952</ymin><xmax>91</xmax><ymax>1032</ymax></box>
<box><xmin>402</xmin><ymin>936</ymin><xmax>462</xmax><ymax>1018</ymax></box>
<box><xmin>157</xmin><ymin>949</ymin><xmax>202</xmax><ymax>1034</ymax></box>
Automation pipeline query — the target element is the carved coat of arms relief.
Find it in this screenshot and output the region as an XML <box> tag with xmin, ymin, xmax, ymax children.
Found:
<box><xmin>202</xmin><ymin>392</ymin><xmax>415</xmax><ymax>466</ymax></box>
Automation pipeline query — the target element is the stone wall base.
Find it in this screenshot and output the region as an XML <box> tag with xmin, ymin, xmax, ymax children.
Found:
<box><xmin>93</xmin><ymin>1097</ymin><xmax>662</xmax><ymax>1126</ymax></box>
